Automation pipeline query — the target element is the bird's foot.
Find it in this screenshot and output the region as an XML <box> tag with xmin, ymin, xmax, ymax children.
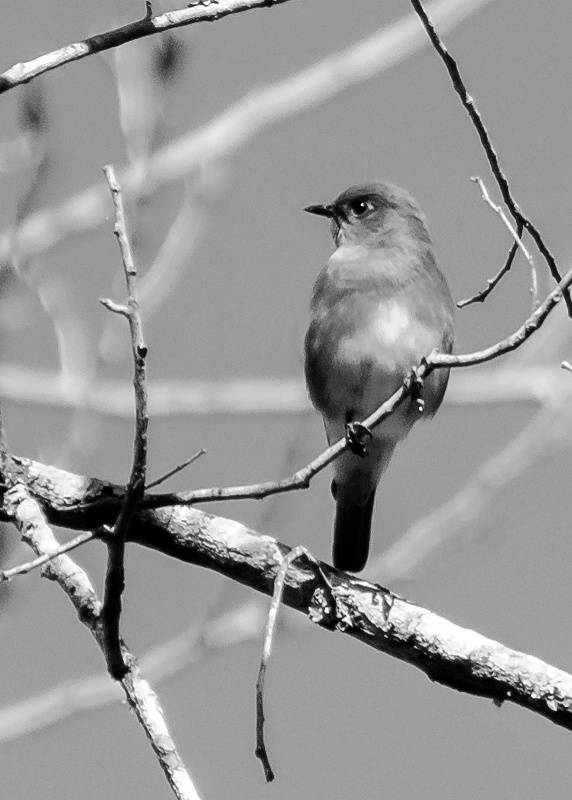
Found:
<box><xmin>280</xmin><ymin>546</ymin><xmax>338</xmax><ymax>629</ymax></box>
<box><xmin>345</xmin><ymin>421</ymin><xmax>373</xmax><ymax>458</ymax></box>
<box><xmin>408</xmin><ymin>361</ymin><xmax>427</xmax><ymax>414</ymax></box>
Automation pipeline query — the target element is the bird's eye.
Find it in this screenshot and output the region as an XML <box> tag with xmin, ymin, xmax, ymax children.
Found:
<box><xmin>348</xmin><ymin>199</ymin><xmax>374</xmax><ymax>217</ymax></box>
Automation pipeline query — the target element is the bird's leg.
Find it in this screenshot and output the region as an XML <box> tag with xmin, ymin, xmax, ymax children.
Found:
<box><xmin>408</xmin><ymin>359</ymin><xmax>427</xmax><ymax>414</ymax></box>
<box><xmin>344</xmin><ymin>410</ymin><xmax>372</xmax><ymax>458</ymax></box>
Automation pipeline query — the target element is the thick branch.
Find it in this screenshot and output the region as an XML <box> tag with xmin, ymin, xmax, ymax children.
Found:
<box><xmin>2</xmin><ymin>458</ymin><xmax>572</xmax><ymax>733</ymax></box>
<box><xmin>4</xmin><ymin>458</ymin><xmax>572</xmax><ymax>729</ymax></box>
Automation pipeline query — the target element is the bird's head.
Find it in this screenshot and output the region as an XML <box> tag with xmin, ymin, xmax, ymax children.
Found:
<box><xmin>304</xmin><ymin>181</ymin><xmax>430</xmax><ymax>248</ymax></box>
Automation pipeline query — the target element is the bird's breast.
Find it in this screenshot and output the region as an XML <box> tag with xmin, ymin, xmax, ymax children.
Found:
<box><xmin>336</xmin><ymin>299</ymin><xmax>439</xmax><ymax>373</ymax></box>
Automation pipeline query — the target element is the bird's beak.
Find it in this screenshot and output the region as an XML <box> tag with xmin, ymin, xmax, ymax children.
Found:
<box><xmin>304</xmin><ymin>203</ymin><xmax>334</xmax><ymax>218</ymax></box>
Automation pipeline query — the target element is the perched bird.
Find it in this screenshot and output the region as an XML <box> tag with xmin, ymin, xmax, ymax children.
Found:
<box><xmin>304</xmin><ymin>182</ymin><xmax>454</xmax><ymax>572</ymax></box>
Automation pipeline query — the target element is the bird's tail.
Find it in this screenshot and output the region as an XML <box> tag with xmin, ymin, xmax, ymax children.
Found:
<box><xmin>332</xmin><ymin>486</ymin><xmax>376</xmax><ymax>573</ymax></box>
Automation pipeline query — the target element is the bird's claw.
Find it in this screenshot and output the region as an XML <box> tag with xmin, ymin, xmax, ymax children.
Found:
<box><xmin>345</xmin><ymin>421</ymin><xmax>372</xmax><ymax>458</ymax></box>
<box><xmin>409</xmin><ymin>362</ymin><xmax>426</xmax><ymax>414</ymax></box>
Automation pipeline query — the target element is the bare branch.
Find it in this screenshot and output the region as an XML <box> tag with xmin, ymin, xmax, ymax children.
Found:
<box><xmin>0</xmin><ymin>530</ymin><xmax>95</xmax><ymax>582</ymax></box>
<box><xmin>473</xmin><ymin>176</ymin><xmax>536</xmax><ymax>303</ymax></box>
<box><xmin>3</xmin><ymin>485</ymin><xmax>200</xmax><ymax>800</ymax></box>
<box><xmin>0</xmin><ymin>398</ymin><xmax>10</xmax><ymax>468</ymax></box>
<box><xmin>458</xmin><ymin>239</ymin><xmax>520</xmax><ymax>308</ymax></box>
<box><xmin>101</xmin><ymin>165</ymin><xmax>149</xmax><ymax>679</ymax></box>
<box><xmin>99</xmin><ymin>169</ymin><xmax>226</xmax><ymax>364</ymax></box>
<box><xmin>0</xmin><ymin>0</ymin><xmax>292</xmax><ymax>94</ymax></box>
<box><xmin>99</xmin><ymin>297</ymin><xmax>129</xmax><ymax>317</ymax></box>
<box><xmin>255</xmin><ymin>545</ymin><xmax>335</xmax><ymax>782</ymax></box>
<box><xmin>410</xmin><ymin>0</ymin><xmax>572</xmax><ymax>315</ymax></box>
<box><xmin>2</xmin><ymin>474</ymin><xmax>572</xmax><ymax>734</ymax></box>
<box><xmin>458</xmin><ymin>177</ymin><xmax>538</xmax><ymax>309</ymax></box>
<box><xmin>146</xmin><ymin>449</ymin><xmax>206</xmax><ymax>491</ymax></box>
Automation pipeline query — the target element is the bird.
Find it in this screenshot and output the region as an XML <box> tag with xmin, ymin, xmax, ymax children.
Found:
<box><xmin>304</xmin><ymin>181</ymin><xmax>454</xmax><ymax>572</ymax></box>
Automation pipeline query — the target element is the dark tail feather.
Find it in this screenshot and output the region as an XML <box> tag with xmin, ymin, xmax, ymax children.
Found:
<box><xmin>332</xmin><ymin>490</ymin><xmax>375</xmax><ymax>572</ymax></box>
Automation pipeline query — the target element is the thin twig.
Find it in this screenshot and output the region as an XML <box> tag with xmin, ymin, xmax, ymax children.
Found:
<box><xmin>99</xmin><ymin>169</ymin><xmax>226</xmax><ymax>363</ymax></box>
<box><xmin>457</xmin><ymin>240</ymin><xmax>520</xmax><ymax>308</ymax></box>
<box><xmin>255</xmin><ymin>561</ymin><xmax>287</xmax><ymax>782</ymax></box>
<box><xmin>3</xmin><ymin>485</ymin><xmax>200</xmax><ymax>800</ymax></box>
<box><xmin>146</xmin><ymin>449</ymin><xmax>206</xmax><ymax>490</ymax></box>
<box><xmin>464</xmin><ymin>176</ymin><xmax>539</xmax><ymax>308</ymax></box>
<box><xmin>99</xmin><ymin>297</ymin><xmax>129</xmax><ymax>317</ymax></box>
<box><xmin>184</xmin><ymin>414</ymin><xmax>311</xmax><ymax>682</ymax></box>
<box><xmin>255</xmin><ymin>545</ymin><xmax>335</xmax><ymax>782</ymax></box>
<box><xmin>472</xmin><ymin>176</ymin><xmax>538</xmax><ymax>306</ymax></box>
<box><xmin>410</xmin><ymin>0</ymin><xmax>572</xmax><ymax>316</ymax></box>
<box><xmin>0</xmin><ymin>530</ymin><xmax>95</xmax><ymax>582</ymax></box>
<box><xmin>101</xmin><ymin>165</ymin><xmax>149</xmax><ymax>679</ymax></box>
<box><xmin>0</xmin><ymin>402</ymin><xmax>10</xmax><ymax>468</ymax></box>
<box><xmin>530</xmin><ymin>258</ymin><xmax>539</xmax><ymax>310</ymax></box>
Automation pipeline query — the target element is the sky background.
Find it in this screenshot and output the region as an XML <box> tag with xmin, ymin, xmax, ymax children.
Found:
<box><xmin>1</xmin><ymin>0</ymin><xmax>572</xmax><ymax>797</ymax></box>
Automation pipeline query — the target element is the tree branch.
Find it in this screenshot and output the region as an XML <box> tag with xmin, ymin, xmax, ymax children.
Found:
<box><xmin>457</xmin><ymin>177</ymin><xmax>535</xmax><ymax>309</ymax></box>
<box><xmin>410</xmin><ymin>0</ymin><xmax>572</xmax><ymax>315</ymax></box>
<box><xmin>100</xmin><ymin>165</ymin><xmax>149</xmax><ymax>679</ymax></box>
<box><xmin>0</xmin><ymin>0</ymin><xmax>291</xmax><ymax>95</ymax></box>
<box><xmin>0</xmin><ymin>530</ymin><xmax>95</xmax><ymax>582</ymax></box>
<box><xmin>1</xmin><ymin>466</ymin><xmax>572</xmax><ymax>734</ymax></box>
<box><xmin>2</xmin><ymin>484</ymin><xmax>200</xmax><ymax>800</ymax></box>
<box><xmin>457</xmin><ymin>239</ymin><xmax>520</xmax><ymax>308</ymax></box>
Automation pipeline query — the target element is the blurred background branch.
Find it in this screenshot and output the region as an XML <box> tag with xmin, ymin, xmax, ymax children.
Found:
<box><xmin>0</xmin><ymin>0</ymin><xmax>492</xmax><ymax>268</ymax></box>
